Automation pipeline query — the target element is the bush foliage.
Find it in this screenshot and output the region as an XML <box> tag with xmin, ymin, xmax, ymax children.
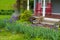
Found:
<box><xmin>20</xmin><ymin>10</ymin><xmax>32</xmax><ymax>22</ymax></box>
<box><xmin>0</xmin><ymin>10</ymin><xmax>14</xmax><ymax>15</ymax></box>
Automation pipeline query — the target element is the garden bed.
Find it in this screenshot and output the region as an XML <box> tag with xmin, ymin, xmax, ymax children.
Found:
<box><xmin>0</xmin><ymin>15</ymin><xmax>60</xmax><ymax>40</ymax></box>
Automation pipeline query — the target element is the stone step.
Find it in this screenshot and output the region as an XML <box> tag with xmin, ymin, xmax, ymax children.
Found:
<box><xmin>33</xmin><ymin>17</ymin><xmax>60</xmax><ymax>25</ymax></box>
<box><xmin>41</xmin><ymin>21</ymin><xmax>54</xmax><ymax>25</ymax></box>
<box><xmin>41</xmin><ymin>18</ymin><xmax>60</xmax><ymax>25</ymax></box>
<box><xmin>43</xmin><ymin>20</ymin><xmax>56</xmax><ymax>23</ymax></box>
<box><xmin>44</xmin><ymin>18</ymin><xmax>60</xmax><ymax>22</ymax></box>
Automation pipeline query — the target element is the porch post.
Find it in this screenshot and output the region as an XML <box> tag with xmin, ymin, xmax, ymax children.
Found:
<box><xmin>43</xmin><ymin>0</ymin><xmax>45</xmax><ymax>17</ymax></box>
<box><xmin>27</xmin><ymin>0</ymin><xmax>29</xmax><ymax>10</ymax></box>
<box><xmin>34</xmin><ymin>0</ymin><xmax>36</xmax><ymax>12</ymax></box>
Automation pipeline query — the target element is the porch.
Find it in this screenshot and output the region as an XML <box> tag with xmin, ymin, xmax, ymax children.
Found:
<box><xmin>33</xmin><ymin>0</ymin><xmax>60</xmax><ymax>18</ymax></box>
<box><xmin>27</xmin><ymin>0</ymin><xmax>60</xmax><ymax>28</ymax></box>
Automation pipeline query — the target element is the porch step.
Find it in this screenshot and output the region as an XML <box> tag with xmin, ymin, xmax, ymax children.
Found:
<box><xmin>41</xmin><ymin>22</ymin><xmax>54</xmax><ymax>25</ymax></box>
<box><xmin>41</xmin><ymin>18</ymin><xmax>60</xmax><ymax>25</ymax></box>
<box><xmin>33</xmin><ymin>16</ymin><xmax>60</xmax><ymax>25</ymax></box>
<box><xmin>43</xmin><ymin>20</ymin><xmax>56</xmax><ymax>23</ymax></box>
<box><xmin>44</xmin><ymin>18</ymin><xmax>60</xmax><ymax>22</ymax></box>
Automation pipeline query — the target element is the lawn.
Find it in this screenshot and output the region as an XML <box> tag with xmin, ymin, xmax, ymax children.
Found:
<box><xmin>0</xmin><ymin>29</ymin><xmax>25</xmax><ymax>40</ymax></box>
<box><xmin>0</xmin><ymin>0</ymin><xmax>16</xmax><ymax>10</ymax></box>
<box><xmin>0</xmin><ymin>15</ymin><xmax>11</xmax><ymax>19</ymax></box>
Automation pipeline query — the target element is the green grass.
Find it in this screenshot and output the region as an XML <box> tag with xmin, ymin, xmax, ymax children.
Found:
<box><xmin>0</xmin><ymin>30</ymin><xmax>25</xmax><ymax>40</ymax></box>
<box><xmin>0</xmin><ymin>28</ymin><xmax>33</xmax><ymax>40</ymax></box>
<box><xmin>0</xmin><ymin>15</ymin><xmax>11</xmax><ymax>20</ymax></box>
<box><xmin>0</xmin><ymin>29</ymin><xmax>42</xmax><ymax>40</ymax></box>
<box><xmin>0</xmin><ymin>0</ymin><xmax>16</xmax><ymax>10</ymax></box>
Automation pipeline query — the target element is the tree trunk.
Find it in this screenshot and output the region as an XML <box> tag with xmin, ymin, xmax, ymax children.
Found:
<box><xmin>10</xmin><ymin>0</ymin><xmax>20</xmax><ymax>22</ymax></box>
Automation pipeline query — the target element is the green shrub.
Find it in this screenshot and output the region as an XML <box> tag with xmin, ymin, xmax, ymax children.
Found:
<box><xmin>0</xmin><ymin>10</ymin><xmax>14</xmax><ymax>15</ymax></box>
<box><xmin>20</xmin><ymin>10</ymin><xmax>32</xmax><ymax>22</ymax></box>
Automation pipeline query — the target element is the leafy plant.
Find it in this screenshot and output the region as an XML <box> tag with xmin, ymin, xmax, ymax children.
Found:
<box><xmin>20</xmin><ymin>10</ymin><xmax>32</xmax><ymax>22</ymax></box>
<box><xmin>5</xmin><ymin>21</ymin><xmax>60</xmax><ymax>40</ymax></box>
<box><xmin>0</xmin><ymin>20</ymin><xmax>6</xmax><ymax>28</ymax></box>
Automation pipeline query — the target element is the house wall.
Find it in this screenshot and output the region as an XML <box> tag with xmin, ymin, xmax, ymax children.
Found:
<box><xmin>52</xmin><ymin>0</ymin><xmax>60</xmax><ymax>13</ymax></box>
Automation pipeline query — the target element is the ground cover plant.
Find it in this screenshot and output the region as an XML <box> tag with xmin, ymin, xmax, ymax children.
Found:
<box><xmin>0</xmin><ymin>15</ymin><xmax>10</xmax><ymax>28</ymax></box>
<box><xmin>5</xmin><ymin>22</ymin><xmax>60</xmax><ymax>40</ymax></box>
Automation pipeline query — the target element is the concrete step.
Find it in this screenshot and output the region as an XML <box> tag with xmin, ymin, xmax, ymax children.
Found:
<box><xmin>33</xmin><ymin>17</ymin><xmax>60</xmax><ymax>25</ymax></box>
<box><xmin>43</xmin><ymin>20</ymin><xmax>56</xmax><ymax>23</ymax></box>
<box><xmin>41</xmin><ymin>21</ymin><xmax>54</xmax><ymax>25</ymax></box>
<box><xmin>41</xmin><ymin>18</ymin><xmax>60</xmax><ymax>25</ymax></box>
<box><xmin>44</xmin><ymin>18</ymin><xmax>60</xmax><ymax>22</ymax></box>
